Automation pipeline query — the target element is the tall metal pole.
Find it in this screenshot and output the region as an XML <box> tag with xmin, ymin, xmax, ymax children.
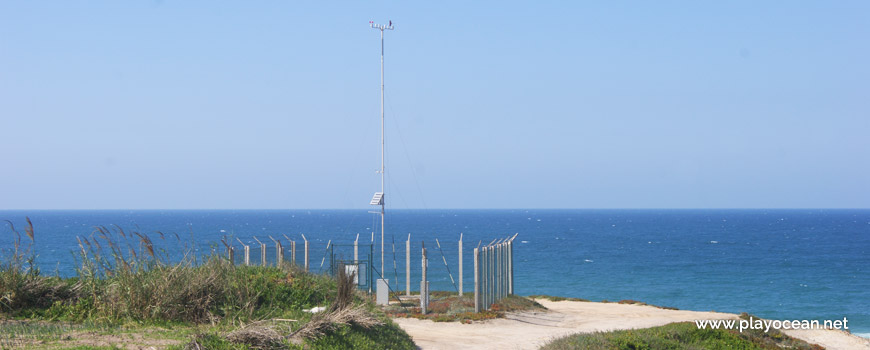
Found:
<box><xmin>380</xmin><ymin>26</ymin><xmax>385</xmax><ymax>276</ymax></box>
<box><xmin>371</xmin><ymin>20</ymin><xmax>393</xmax><ymax>274</ymax></box>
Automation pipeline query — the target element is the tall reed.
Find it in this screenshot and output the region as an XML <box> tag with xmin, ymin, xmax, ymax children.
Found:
<box><xmin>1</xmin><ymin>218</ymin><xmax>75</xmax><ymax>312</ymax></box>
<box><xmin>3</xmin><ymin>221</ymin><xmax>334</xmax><ymax>324</ymax></box>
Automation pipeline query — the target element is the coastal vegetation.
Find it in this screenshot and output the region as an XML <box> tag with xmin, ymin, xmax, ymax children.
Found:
<box><xmin>1</xmin><ymin>219</ymin><xmax>415</xmax><ymax>349</ymax></box>
<box><xmin>541</xmin><ymin>314</ymin><xmax>825</xmax><ymax>350</ymax></box>
<box><xmin>384</xmin><ymin>292</ymin><xmax>545</xmax><ymax>323</ymax></box>
<box><xmin>2</xmin><ymin>218</ymin><xmax>835</xmax><ymax>349</ymax></box>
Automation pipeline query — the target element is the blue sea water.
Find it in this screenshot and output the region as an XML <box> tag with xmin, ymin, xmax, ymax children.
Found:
<box><xmin>1</xmin><ymin>209</ymin><xmax>868</xmax><ymax>335</ymax></box>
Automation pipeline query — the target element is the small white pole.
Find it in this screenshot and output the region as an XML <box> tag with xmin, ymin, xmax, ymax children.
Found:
<box><xmin>354</xmin><ymin>233</ymin><xmax>359</xmax><ymax>261</ymax></box>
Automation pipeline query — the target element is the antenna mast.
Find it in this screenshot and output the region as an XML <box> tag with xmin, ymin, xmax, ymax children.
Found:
<box><xmin>370</xmin><ymin>20</ymin><xmax>393</xmax><ymax>274</ymax></box>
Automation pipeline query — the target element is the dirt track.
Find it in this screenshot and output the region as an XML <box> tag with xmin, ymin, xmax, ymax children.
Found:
<box><xmin>392</xmin><ymin>299</ymin><xmax>870</xmax><ymax>350</ymax></box>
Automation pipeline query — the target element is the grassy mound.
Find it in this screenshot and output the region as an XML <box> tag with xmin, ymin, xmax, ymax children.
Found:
<box><xmin>540</xmin><ymin>317</ymin><xmax>824</xmax><ymax>350</ymax></box>
<box><xmin>384</xmin><ymin>293</ymin><xmax>545</xmax><ymax>323</ymax></box>
<box><xmin>1</xmin><ymin>219</ymin><xmax>415</xmax><ymax>349</ymax></box>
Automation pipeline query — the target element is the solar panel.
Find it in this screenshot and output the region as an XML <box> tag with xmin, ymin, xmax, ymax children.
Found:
<box><xmin>370</xmin><ymin>192</ymin><xmax>384</xmax><ymax>205</ymax></box>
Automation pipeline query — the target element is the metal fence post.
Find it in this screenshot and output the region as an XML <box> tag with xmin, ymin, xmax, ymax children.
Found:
<box><xmin>458</xmin><ymin>233</ymin><xmax>463</xmax><ymax>296</ymax></box>
<box><xmin>482</xmin><ymin>245</ymin><xmax>488</xmax><ymax>309</ymax></box>
<box><xmin>489</xmin><ymin>245</ymin><xmax>494</xmax><ymax>308</ymax></box>
<box><xmin>473</xmin><ymin>247</ymin><xmax>479</xmax><ymax>312</ymax></box>
<box><xmin>497</xmin><ymin>242</ymin><xmax>502</xmax><ymax>300</ymax></box>
<box><xmin>502</xmin><ymin>241</ymin><xmax>507</xmax><ymax>299</ymax></box>
<box><xmin>302</xmin><ymin>234</ymin><xmax>309</xmax><ymax>271</ymax></box>
<box><xmin>421</xmin><ymin>243</ymin><xmax>428</xmax><ymax>314</ymax></box>
<box><xmin>508</xmin><ymin>237</ymin><xmax>514</xmax><ymax>295</ymax></box>
<box><xmin>405</xmin><ymin>233</ymin><xmax>411</xmax><ymax>296</ymax></box>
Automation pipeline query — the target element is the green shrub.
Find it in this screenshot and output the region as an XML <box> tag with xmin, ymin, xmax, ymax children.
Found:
<box><xmin>541</xmin><ymin>321</ymin><xmax>824</xmax><ymax>350</ymax></box>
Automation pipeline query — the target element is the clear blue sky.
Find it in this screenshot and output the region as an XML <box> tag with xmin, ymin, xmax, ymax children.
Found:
<box><xmin>1</xmin><ymin>1</ymin><xmax>868</xmax><ymax>209</ymax></box>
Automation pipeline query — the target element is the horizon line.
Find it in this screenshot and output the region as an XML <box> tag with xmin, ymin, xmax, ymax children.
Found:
<box><xmin>1</xmin><ymin>207</ymin><xmax>868</xmax><ymax>211</ymax></box>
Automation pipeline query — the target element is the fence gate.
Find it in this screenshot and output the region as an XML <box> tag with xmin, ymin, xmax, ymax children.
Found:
<box><xmin>474</xmin><ymin>234</ymin><xmax>517</xmax><ymax>312</ymax></box>
<box><xmin>330</xmin><ymin>243</ymin><xmax>374</xmax><ymax>293</ymax></box>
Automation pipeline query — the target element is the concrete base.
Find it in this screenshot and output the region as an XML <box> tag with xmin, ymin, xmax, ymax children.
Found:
<box><xmin>376</xmin><ymin>279</ymin><xmax>389</xmax><ymax>306</ymax></box>
<box><xmin>420</xmin><ymin>281</ymin><xmax>429</xmax><ymax>314</ymax></box>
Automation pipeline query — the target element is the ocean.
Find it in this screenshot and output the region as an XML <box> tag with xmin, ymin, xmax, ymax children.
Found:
<box><xmin>1</xmin><ymin>209</ymin><xmax>868</xmax><ymax>336</ymax></box>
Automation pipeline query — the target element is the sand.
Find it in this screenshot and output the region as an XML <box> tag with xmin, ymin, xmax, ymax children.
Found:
<box><xmin>392</xmin><ymin>299</ymin><xmax>870</xmax><ymax>350</ymax></box>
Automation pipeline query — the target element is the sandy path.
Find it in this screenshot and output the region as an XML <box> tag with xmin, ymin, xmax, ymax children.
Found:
<box><xmin>392</xmin><ymin>299</ymin><xmax>870</xmax><ymax>350</ymax></box>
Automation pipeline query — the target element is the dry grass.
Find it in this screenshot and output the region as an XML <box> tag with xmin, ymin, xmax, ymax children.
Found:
<box><xmin>288</xmin><ymin>267</ymin><xmax>382</xmax><ymax>341</ymax></box>
<box><xmin>330</xmin><ymin>264</ymin><xmax>355</xmax><ymax>312</ymax></box>
<box><xmin>225</xmin><ymin>321</ymin><xmax>288</xmax><ymax>350</ymax></box>
<box><xmin>289</xmin><ymin>305</ymin><xmax>383</xmax><ymax>341</ymax></box>
<box><xmin>213</xmin><ymin>266</ymin><xmax>383</xmax><ymax>348</ymax></box>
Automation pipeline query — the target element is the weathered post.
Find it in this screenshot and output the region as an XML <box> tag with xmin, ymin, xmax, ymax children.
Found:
<box><xmin>458</xmin><ymin>233</ymin><xmax>463</xmax><ymax>296</ymax></box>
<box><xmin>302</xmin><ymin>234</ymin><xmax>309</xmax><ymax>271</ymax></box>
<box><xmin>504</xmin><ymin>239</ymin><xmax>509</xmax><ymax>297</ymax></box>
<box><xmin>405</xmin><ymin>233</ymin><xmax>411</xmax><ymax>296</ymax></box>
<box><xmin>236</xmin><ymin>238</ymin><xmax>250</xmax><ymax>266</ymax></box>
<box><xmin>508</xmin><ymin>236</ymin><xmax>513</xmax><ymax>295</ymax></box>
<box><xmin>492</xmin><ymin>240</ymin><xmax>501</xmax><ymax>303</ymax></box>
<box><xmin>223</xmin><ymin>239</ymin><xmax>234</xmax><ymax>265</ymax></box>
<box><xmin>481</xmin><ymin>244</ymin><xmax>488</xmax><ymax>309</ymax></box>
<box><xmin>229</xmin><ymin>246</ymin><xmax>235</xmax><ymax>265</ymax></box>
<box><xmin>488</xmin><ymin>244</ymin><xmax>494</xmax><ymax>308</ymax></box>
<box><xmin>504</xmin><ymin>238</ymin><xmax>509</xmax><ymax>297</ymax></box>
<box><xmin>500</xmin><ymin>240</ymin><xmax>506</xmax><ymax>299</ymax></box>
<box><xmin>253</xmin><ymin>237</ymin><xmax>267</xmax><ymax>266</ymax></box>
<box><xmin>501</xmin><ymin>240</ymin><xmax>506</xmax><ymax>299</ymax></box>
<box><xmin>282</xmin><ymin>234</ymin><xmax>294</xmax><ymax>265</ymax></box>
<box><xmin>270</xmin><ymin>236</ymin><xmax>283</xmax><ymax>266</ymax></box>
<box><xmin>473</xmin><ymin>247</ymin><xmax>479</xmax><ymax>312</ymax></box>
<box><xmin>421</xmin><ymin>242</ymin><xmax>428</xmax><ymax>314</ymax></box>
<box><xmin>495</xmin><ymin>243</ymin><xmax>501</xmax><ymax>300</ymax></box>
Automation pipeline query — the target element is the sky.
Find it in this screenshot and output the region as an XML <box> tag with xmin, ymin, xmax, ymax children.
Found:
<box><xmin>1</xmin><ymin>1</ymin><xmax>868</xmax><ymax>210</ymax></box>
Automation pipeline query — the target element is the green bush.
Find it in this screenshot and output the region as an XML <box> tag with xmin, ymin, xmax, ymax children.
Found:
<box><xmin>541</xmin><ymin>321</ymin><xmax>824</xmax><ymax>350</ymax></box>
